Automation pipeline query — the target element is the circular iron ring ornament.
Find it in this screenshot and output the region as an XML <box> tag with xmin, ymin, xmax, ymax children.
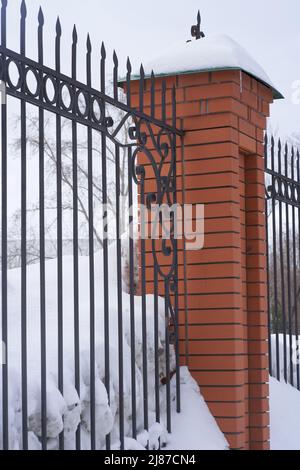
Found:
<box><xmin>76</xmin><ymin>89</ymin><xmax>89</xmax><ymax>119</ymax></box>
<box><xmin>91</xmin><ymin>95</ymin><xmax>105</xmax><ymax>124</ymax></box>
<box><xmin>269</xmin><ymin>175</ymin><xmax>300</xmax><ymax>205</ymax></box>
<box><xmin>6</xmin><ymin>58</ymin><xmax>22</xmax><ymax>91</ymax></box>
<box><xmin>60</xmin><ymin>82</ymin><xmax>74</xmax><ymax>112</ymax></box>
<box><xmin>43</xmin><ymin>74</ymin><xmax>58</xmax><ymax>105</ymax></box>
<box><xmin>24</xmin><ymin>66</ymin><xmax>40</xmax><ymax>98</ymax></box>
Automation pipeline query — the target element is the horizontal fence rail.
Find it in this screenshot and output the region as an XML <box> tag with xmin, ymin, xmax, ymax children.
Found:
<box><xmin>265</xmin><ymin>135</ymin><xmax>300</xmax><ymax>391</ymax></box>
<box><xmin>0</xmin><ymin>0</ymin><xmax>181</xmax><ymax>450</ymax></box>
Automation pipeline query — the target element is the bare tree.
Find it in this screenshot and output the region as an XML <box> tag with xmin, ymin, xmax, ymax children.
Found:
<box><xmin>6</xmin><ymin>104</ymin><xmax>131</xmax><ymax>268</ymax></box>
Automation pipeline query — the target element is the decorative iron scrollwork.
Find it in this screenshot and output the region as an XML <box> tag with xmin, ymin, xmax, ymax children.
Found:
<box><xmin>265</xmin><ymin>170</ymin><xmax>300</xmax><ymax>207</ymax></box>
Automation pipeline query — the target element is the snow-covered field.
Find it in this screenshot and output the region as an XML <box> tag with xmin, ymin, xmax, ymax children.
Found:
<box><xmin>0</xmin><ymin>244</ymin><xmax>178</xmax><ymax>450</ymax></box>
<box><xmin>270</xmin><ymin>377</ymin><xmax>300</xmax><ymax>450</ymax></box>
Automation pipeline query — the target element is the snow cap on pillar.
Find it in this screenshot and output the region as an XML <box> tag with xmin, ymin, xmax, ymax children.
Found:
<box><xmin>119</xmin><ymin>12</ymin><xmax>283</xmax><ymax>100</ymax></box>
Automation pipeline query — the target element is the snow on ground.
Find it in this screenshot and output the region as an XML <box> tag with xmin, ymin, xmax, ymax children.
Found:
<box><xmin>0</xmin><ymin>239</ymin><xmax>230</xmax><ymax>451</ymax></box>
<box><xmin>270</xmin><ymin>376</ymin><xmax>300</xmax><ymax>450</ymax></box>
<box><xmin>270</xmin><ymin>334</ymin><xmax>300</xmax><ymax>386</ymax></box>
<box><xmin>0</xmin><ymin>243</ymin><xmax>176</xmax><ymax>450</ymax></box>
<box><xmin>167</xmin><ymin>367</ymin><xmax>228</xmax><ymax>451</ymax></box>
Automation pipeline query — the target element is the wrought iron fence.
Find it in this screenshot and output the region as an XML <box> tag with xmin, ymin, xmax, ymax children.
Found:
<box><xmin>0</xmin><ymin>0</ymin><xmax>182</xmax><ymax>450</ymax></box>
<box><xmin>265</xmin><ymin>135</ymin><xmax>300</xmax><ymax>391</ymax></box>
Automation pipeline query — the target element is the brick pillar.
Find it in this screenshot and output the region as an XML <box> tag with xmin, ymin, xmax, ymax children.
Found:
<box><xmin>124</xmin><ymin>69</ymin><xmax>273</xmax><ymax>450</ymax></box>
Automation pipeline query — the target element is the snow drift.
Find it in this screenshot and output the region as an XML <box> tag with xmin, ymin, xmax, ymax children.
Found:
<box><xmin>270</xmin><ymin>376</ymin><xmax>300</xmax><ymax>450</ymax></box>
<box><xmin>0</xmin><ymin>243</ymin><xmax>175</xmax><ymax>450</ymax></box>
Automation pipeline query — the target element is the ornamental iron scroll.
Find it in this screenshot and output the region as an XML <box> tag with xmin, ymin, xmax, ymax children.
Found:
<box><xmin>265</xmin><ymin>136</ymin><xmax>300</xmax><ymax>208</ymax></box>
<box><xmin>265</xmin><ymin>134</ymin><xmax>300</xmax><ymax>392</ymax></box>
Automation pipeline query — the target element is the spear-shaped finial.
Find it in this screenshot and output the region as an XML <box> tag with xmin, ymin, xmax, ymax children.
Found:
<box><xmin>72</xmin><ymin>25</ymin><xmax>78</xmax><ymax>44</ymax></box>
<box><xmin>86</xmin><ymin>33</ymin><xmax>92</xmax><ymax>53</ymax></box>
<box><xmin>38</xmin><ymin>6</ymin><xmax>44</xmax><ymax>26</ymax></box>
<box><xmin>140</xmin><ymin>63</ymin><xmax>145</xmax><ymax>80</ymax></box>
<box><xmin>113</xmin><ymin>49</ymin><xmax>118</xmax><ymax>67</ymax></box>
<box><xmin>21</xmin><ymin>0</ymin><xmax>27</xmax><ymax>18</ymax></box>
<box><xmin>191</xmin><ymin>10</ymin><xmax>205</xmax><ymax>40</ymax></box>
<box><xmin>126</xmin><ymin>57</ymin><xmax>132</xmax><ymax>75</ymax></box>
<box><xmin>56</xmin><ymin>16</ymin><xmax>62</xmax><ymax>37</ymax></box>
<box><xmin>101</xmin><ymin>41</ymin><xmax>106</xmax><ymax>59</ymax></box>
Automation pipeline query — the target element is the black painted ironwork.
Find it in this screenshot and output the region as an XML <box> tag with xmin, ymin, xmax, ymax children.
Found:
<box><xmin>265</xmin><ymin>135</ymin><xmax>300</xmax><ymax>391</ymax></box>
<box><xmin>0</xmin><ymin>0</ymin><xmax>181</xmax><ymax>451</ymax></box>
<box><xmin>191</xmin><ymin>10</ymin><xmax>205</xmax><ymax>40</ymax></box>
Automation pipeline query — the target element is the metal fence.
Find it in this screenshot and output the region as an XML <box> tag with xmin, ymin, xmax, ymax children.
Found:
<box><xmin>0</xmin><ymin>0</ymin><xmax>181</xmax><ymax>450</ymax></box>
<box><xmin>265</xmin><ymin>135</ymin><xmax>300</xmax><ymax>391</ymax></box>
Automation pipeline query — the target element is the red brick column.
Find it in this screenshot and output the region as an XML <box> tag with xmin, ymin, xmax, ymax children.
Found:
<box><xmin>125</xmin><ymin>69</ymin><xmax>273</xmax><ymax>450</ymax></box>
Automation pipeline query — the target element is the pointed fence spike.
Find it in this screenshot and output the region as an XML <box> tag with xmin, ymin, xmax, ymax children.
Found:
<box><xmin>101</xmin><ymin>41</ymin><xmax>106</xmax><ymax>59</ymax></box>
<box><xmin>72</xmin><ymin>25</ymin><xmax>78</xmax><ymax>44</ymax></box>
<box><xmin>264</xmin><ymin>133</ymin><xmax>268</xmax><ymax>145</ymax></box>
<box><xmin>1</xmin><ymin>0</ymin><xmax>8</xmax><ymax>7</ymax></box>
<box><xmin>127</xmin><ymin>57</ymin><xmax>132</xmax><ymax>74</ymax></box>
<box><xmin>56</xmin><ymin>16</ymin><xmax>62</xmax><ymax>36</ymax></box>
<box><xmin>87</xmin><ymin>33</ymin><xmax>92</xmax><ymax>52</ymax></box>
<box><xmin>113</xmin><ymin>49</ymin><xmax>118</xmax><ymax>67</ymax></box>
<box><xmin>21</xmin><ymin>0</ymin><xmax>27</xmax><ymax>17</ymax></box>
<box><xmin>38</xmin><ymin>6</ymin><xmax>44</xmax><ymax>26</ymax></box>
<box><xmin>291</xmin><ymin>146</ymin><xmax>295</xmax><ymax>167</ymax></box>
<box><xmin>140</xmin><ymin>63</ymin><xmax>145</xmax><ymax>79</ymax></box>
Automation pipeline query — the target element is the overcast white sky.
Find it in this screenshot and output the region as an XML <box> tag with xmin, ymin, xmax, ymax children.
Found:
<box><xmin>3</xmin><ymin>0</ymin><xmax>300</xmax><ymax>136</ymax></box>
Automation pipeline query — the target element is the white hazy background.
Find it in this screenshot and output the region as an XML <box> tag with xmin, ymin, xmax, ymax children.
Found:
<box><xmin>3</xmin><ymin>0</ymin><xmax>300</xmax><ymax>135</ymax></box>
<box><xmin>1</xmin><ymin>0</ymin><xmax>300</xmax><ymax>217</ymax></box>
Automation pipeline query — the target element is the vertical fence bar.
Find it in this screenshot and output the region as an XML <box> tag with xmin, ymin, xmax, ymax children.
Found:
<box><xmin>161</xmin><ymin>79</ymin><xmax>166</xmax><ymax>122</ymax></box>
<box><xmin>278</xmin><ymin>139</ymin><xmax>287</xmax><ymax>382</ymax></box>
<box><xmin>71</xmin><ymin>25</ymin><xmax>81</xmax><ymax>450</ymax></box>
<box><xmin>126</xmin><ymin>57</ymin><xmax>137</xmax><ymax>440</ymax></box>
<box><xmin>162</xmin><ymin>78</ymin><xmax>171</xmax><ymax>432</ymax></box>
<box><xmin>172</xmin><ymin>84</ymin><xmax>180</xmax><ymax>414</ymax></box>
<box><xmin>284</xmin><ymin>144</ymin><xmax>293</xmax><ymax>386</ymax></box>
<box><xmin>139</xmin><ymin>64</ymin><xmax>149</xmax><ymax>433</ymax></box>
<box><xmin>55</xmin><ymin>16</ymin><xmax>64</xmax><ymax>450</ymax></box>
<box><xmin>1</xmin><ymin>0</ymin><xmax>8</xmax><ymax>451</ymax></box>
<box><xmin>113</xmin><ymin>50</ymin><xmax>124</xmax><ymax>451</ymax></box>
<box><xmin>164</xmin><ymin>281</ymin><xmax>171</xmax><ymax>433</ymax></box>
<box><xmin>297</xmin><ymin>150</ymin><xmax>300</xmax><ymax>390</ymax></box>
<box><xmin>86</xmin><ymin>35</ymin><xmax>96</xmax><ymax>450</ymax></box>
<box><xmin>100</xmin><ymin>42</ymin><xmax>110</xmax><ymax>450</ymax></box>
<box><xmin>265</xmin><ymin>136</ymin><xmax>272</xmax><ymax>377</ymax></box>
<box><xmin>150</xmin><ymin>71</ymin><xmax>161</xmax><ymax>429</ymax></box>
<box><xmin>270</xmin><ymin>136</ymin><xmax>280</xmax><ymax>379</ymax></box>
<box><xmin>20</xmin><ymin>0</ymin><xmax>28</xmax><ymax>451</ymax></box>
<box><xmin>291</xmin><ymin>147</ymin><xmax>300</xmax><ymax>389</ymax></box>
<box><xmin>38</xmin><ymin>7</ymin><xmax>47</xmax><ymax>450</ymax></box>
<box><xmin>150</xmin><ymin>71</ymin><xmax>155</xmax><ymax>120</ymax></box>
